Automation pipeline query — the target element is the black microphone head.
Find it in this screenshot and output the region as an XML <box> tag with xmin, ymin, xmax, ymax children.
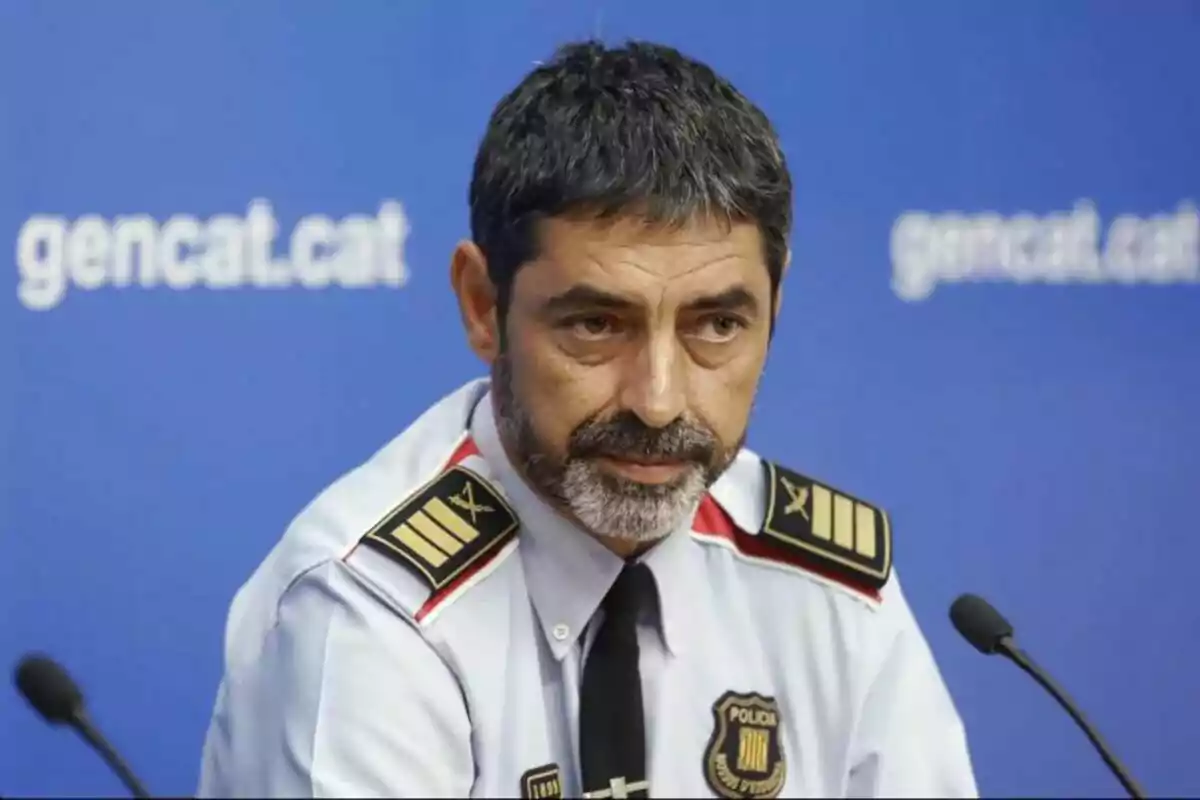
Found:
<box><xmin>13</xmin><ymin>653</ymin><xmax>84</xmax><ymax>725</ymax></box>
<box><xmin>950</xmin><ymin>593</ymin><xmax>1015</xmax><ymax>655</ymax></box>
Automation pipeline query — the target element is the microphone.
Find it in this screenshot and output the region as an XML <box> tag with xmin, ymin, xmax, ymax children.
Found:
<box><xmin>13</xmin><ymin>653</ymin><xmax>151</xmax><ymax>799</ymax></box>
<box><xmin>949</xmin><ymin>593</ymin><xmax>1146</xmax><ymax>799</ymax></box>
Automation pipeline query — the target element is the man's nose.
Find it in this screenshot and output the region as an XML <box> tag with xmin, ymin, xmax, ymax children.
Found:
<box><xmin>618</xmin><ymin>333</ymin><xmax>687</xmax><ymax>429</ymax></box>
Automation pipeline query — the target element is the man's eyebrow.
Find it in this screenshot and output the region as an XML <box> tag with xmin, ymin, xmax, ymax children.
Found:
<box><xmin>685</xmin><ymin>286</ymin><xmax>760</xmax><ymax>315</ymax></box>
<box><xmin>539</xmin><ymin>284</ymin><xmax>638</xmax><ymax>314</ymax></box>
<box><xmin>538</xmin><ymin>283</ymin><xmax>761</xmax><ymax>316</ymax></box>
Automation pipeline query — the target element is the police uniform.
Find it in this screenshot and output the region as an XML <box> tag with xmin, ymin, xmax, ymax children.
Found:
<box><xmin>197</xmin><ymin>379</ymin><xmax>978</xmax><ymax>798</ymax></box>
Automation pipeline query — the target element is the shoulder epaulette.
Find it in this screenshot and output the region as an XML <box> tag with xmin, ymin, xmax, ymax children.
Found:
<box><xmin>359</xmin><ymin>464</ymin><xmax>519</xmax><ymax>592</ymax></box>
<box><xmin>759</xmin><ymin>460</ymin><xmax>892</xmax><ymax>593</ymax></box>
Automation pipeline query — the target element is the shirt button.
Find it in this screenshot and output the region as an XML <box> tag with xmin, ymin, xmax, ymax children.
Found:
<box><xmin>552</xmin><ymin>624</ymin><xmax>570</xmax><ymax>641</ymax></box>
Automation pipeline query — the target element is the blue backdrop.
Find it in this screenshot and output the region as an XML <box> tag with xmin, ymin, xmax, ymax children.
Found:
<box><xmin>2</xmin><ymin>1</ymin><xmax>1197</xmax><ymax>797</ymax></box>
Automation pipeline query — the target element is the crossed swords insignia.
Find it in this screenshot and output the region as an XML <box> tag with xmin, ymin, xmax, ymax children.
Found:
<box><xmin>780</xmin><ymin>477</ymin><xmax>810</xmax><ymax>521</ymax></box>
<box><xmin>448</xmin><ymin>482</ymin><xmax>493</xmax><ymax>523</ymax></box>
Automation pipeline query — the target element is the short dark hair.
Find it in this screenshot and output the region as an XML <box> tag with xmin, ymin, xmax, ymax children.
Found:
<box><xmin>469</xmin><ymin>39</ymin><xmax>793</xmax><ymax>316</ymax></box>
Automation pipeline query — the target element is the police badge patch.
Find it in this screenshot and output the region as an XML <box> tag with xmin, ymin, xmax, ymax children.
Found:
<box><xmin>703</xmin><ymin>691</ymin><xmax>787</xmax><ymax>799</ymax></box>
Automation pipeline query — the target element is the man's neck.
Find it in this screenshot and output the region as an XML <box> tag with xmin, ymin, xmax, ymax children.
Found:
<box><xmin>598</xmin><ymin>535</ymin><xmax>656</xmax><ymax>560</ymax></box>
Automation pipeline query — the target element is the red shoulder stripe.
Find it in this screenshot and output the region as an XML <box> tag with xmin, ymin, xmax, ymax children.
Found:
<box><xmin>446</xmin><ymin>436</ymin><xmax>480</xmax><ymax>466</ymax></box>
<box><xmin>692</xmin><ymin>495</ymin><xmax>881</xmax><ymax>602</ymax></box>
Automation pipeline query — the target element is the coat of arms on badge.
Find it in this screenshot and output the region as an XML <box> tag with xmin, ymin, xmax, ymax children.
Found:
<box><xmin>703</xmin><ymin>691</ymin><xmax>787</xmax><ymax>799</ymax></box>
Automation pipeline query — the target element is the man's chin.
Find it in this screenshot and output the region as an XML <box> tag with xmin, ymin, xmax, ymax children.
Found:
<box><xmin>572</xmin><ymin>500</ymin><xmax>690</xmax><ymax>545</ymax></box>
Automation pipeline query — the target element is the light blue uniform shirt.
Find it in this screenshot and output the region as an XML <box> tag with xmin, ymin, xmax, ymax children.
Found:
<box><xmin>197</xmin><ymin>379</ymin><xmax>977</xmax><ymax>798</ymax></box>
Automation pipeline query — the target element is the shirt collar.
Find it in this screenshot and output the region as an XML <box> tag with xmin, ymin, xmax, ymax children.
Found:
<box><xmin>469</xmin><ymin>387</ymin><xmax>699</xmax><ymax>659</ymax></box>
<box><xmin>636</xmin><ymin>517</ymin><xmax>699</xmax><ymax>657</ymax></box>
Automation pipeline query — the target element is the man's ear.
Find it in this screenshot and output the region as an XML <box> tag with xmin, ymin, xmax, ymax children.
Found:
<box><xmin>450</xmin><ymin>240</ymin><xmax>501</xmax><ymax>364</ymax></box>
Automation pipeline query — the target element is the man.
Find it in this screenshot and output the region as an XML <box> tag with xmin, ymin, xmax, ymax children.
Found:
<box><xmin>198</xmin><ymin>40</ymin><xmax>977</xmax><ymax>799</ymax></box>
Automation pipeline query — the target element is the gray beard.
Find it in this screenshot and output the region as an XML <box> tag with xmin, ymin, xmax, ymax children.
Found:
<box><xmin>492</xmin><ymin>356</ymin><xmax>723</xmax><ymax>544</ymax></box>
<box><xmin>558</xmin><ymin>457</ymin><xmax>710</xmax><ymax>543</ymax></box>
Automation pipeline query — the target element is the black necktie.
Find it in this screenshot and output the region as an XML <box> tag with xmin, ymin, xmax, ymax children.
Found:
<box><xmin>579</xmin><ymin>563</ymin><xmax>653</xmax><ymax>799</ymax></box>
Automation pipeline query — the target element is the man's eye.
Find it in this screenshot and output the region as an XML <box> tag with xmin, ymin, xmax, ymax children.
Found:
<box><xmin>697</xmin><ymin>314</ymin><xmax>746</xmax><ymax>342</ymax></box>
<box><xmin>565</xmin><ymin>315</ymin><xmax>616</xmax><ymax>339</ymax></box>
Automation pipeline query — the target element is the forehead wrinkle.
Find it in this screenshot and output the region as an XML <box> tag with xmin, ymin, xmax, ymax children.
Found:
<box><xmin>618</xmin><ymin>252</ymin><xmax>745</xmax><ymax>283</ymax></box>
<box><xmin>581</xmin><ymin>254</ymin><xmax>754</xmax><ymax>318</ymax></box>
<box><xmin>591</xmin><ymin>249</ymin><xmax>748</xmax><ymax>287</ymax></box>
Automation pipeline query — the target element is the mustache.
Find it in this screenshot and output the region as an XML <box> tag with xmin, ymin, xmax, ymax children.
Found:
<box><xmin>567</xmin><ymin>411</ymin><xmax>718</xmax><ymax>464</ymax></box>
